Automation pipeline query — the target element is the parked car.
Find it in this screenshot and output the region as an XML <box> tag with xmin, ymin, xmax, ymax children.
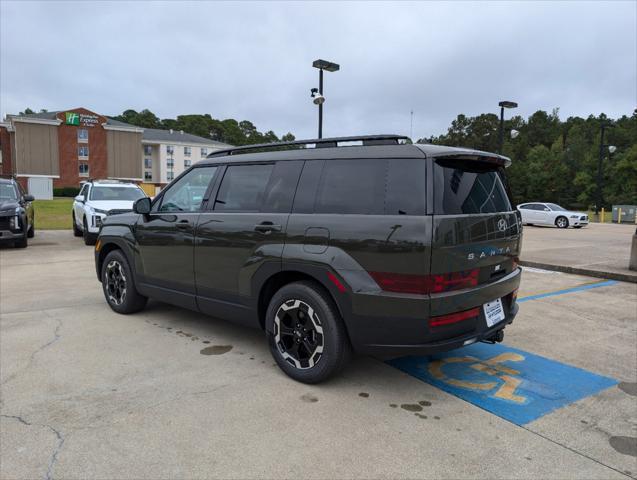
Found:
<box><xmin>95</xmin><ymin>135</ymin><xmax>522</xmax><ymax>383</ymax></box>
<box><xmin>517</xmin><ymin>202</ymin><xmax>589</xmax><ymax>228</ymax></box>
<box><xmin>0</xmin><ymin>176</ymin><xmax>35</xmax><ymax>248</ymax></box>
<box><xmin>72</xmin><ymin>180</ymin><xmax>147</xmax><ymax>245</ymax></box>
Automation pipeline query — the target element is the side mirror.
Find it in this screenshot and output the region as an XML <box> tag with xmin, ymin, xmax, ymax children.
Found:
<box><xmin>133</xmin><ymin>197</ymin><xmax>151</xmax><ymax>215</ymax></box>
<box><xmin>544</xmin><ymin>208</ymin><xmax>550</xmax><ymax>211</ymax></box>
<box><xmin>23</xmin><ymin>194</ymin><xmax>35</xmax><ymax>202</ymax></box>
<box><xmin>74</xmin><ymin>195</ymin><xmax>84</xmax><ymax>203</ymax></box>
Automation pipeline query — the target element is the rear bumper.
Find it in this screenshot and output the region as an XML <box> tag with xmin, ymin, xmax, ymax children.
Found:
<box><xmin>359</xmin><ymin>303</ymin><xmax>518</xmax><ymax>358</ymax></box>
<box><xmin>344</xmin><ymin>268</ymin><xmax>521</xmax><ymax>357</ymax></box>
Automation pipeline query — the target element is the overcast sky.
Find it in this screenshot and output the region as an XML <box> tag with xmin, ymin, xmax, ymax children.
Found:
<box><xmin>1</xmin><ymin>1</ymin><xmax>635</xmax><ymax>140</ymax></box>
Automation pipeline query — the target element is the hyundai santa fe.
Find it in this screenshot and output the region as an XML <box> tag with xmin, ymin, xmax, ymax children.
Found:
<box><xmin>94</xmin><ymin>135</ymin><xmax>522</xmax><ymax>383</ymax></box>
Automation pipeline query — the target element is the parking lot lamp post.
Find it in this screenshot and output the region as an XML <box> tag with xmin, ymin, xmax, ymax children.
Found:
<box><xmin>497</xmin><ymin>101</ymin><xmax>518</xmax><ymax>154</ymax></box>
<box><xmin>312</xmin><ymin>59</ymin><xmax>340</xmax><ymax>139</ymax></box>
<box><xmin>595</xmin><ymin>123</ymin><xmax>614</xmax><ymax>215</ymax></box>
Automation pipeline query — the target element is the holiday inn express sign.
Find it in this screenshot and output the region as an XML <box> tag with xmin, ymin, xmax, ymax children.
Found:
<box><xmin>65</xmin><ymin>112</ymin><xmax>100</xmax><ymax>127</ymax></box>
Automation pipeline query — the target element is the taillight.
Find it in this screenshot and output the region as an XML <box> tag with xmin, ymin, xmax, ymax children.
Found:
<box><xmin>429</xmin><ymin>307</ymin><xmax>480</xmax><ymax>327</ymax></box>
<box><xmin>369</xmin><ymin>269</ymin><xmax>479</xmax><ymax>295</ymax></box>
<box><xmin>511</xmin><ymin>288</ymin><xmax>518</xmax><ymax>303</ymax></box>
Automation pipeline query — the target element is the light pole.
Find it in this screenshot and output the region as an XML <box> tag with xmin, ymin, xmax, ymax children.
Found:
<box><xmin>311</xmin><ymin>59</ymin><xmax>339</xmax><ymax>139</ymax></box>
<box><xmin>595</xmin><ymin>123</ymin><xmax>615</xmax><ymax>214</ymax></box>
<box><xmin>497</xmin><ymin>100</ymin><xmax>518</xmax><ymax>154</ymax></box>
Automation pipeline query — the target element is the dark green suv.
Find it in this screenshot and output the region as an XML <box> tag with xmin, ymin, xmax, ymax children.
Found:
<box><xmin>95</xmin><ymin>135</ymin><xmax>522</xmax><ymax>383</ymax></box>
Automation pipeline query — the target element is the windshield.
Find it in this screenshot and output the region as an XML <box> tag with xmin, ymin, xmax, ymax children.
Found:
<box><xmin>90</xmin><ymin>186</ymin><xmax>145</xmax><ymax>201</ymax></box>
<box><xmin>546</xmin><ymin>203</ymin><xmax>566</xmax><ymax>211</ymax></box>
<box><xmin>0</xmin><ymin>184</ymin><xmax>17</xmax><ymax>201</ymax></box>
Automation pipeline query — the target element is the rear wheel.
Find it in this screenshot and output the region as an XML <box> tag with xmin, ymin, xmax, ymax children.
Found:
<box><xmin>73</xmin><ymin>213</ymin><xmax>82</xmax><ymax>237</ymax></box>
<box><xmin>83</xmin><ymin>217</ymin><xmax>96</xmax><ymax>245</ymax></box>
<box><xmin>266</xmin><ymin>281</ymin><xmax>351</xmax><ymax>384</ymax></box>
<box><xmin>101</xmin><ymin>249</ymin><xmax>147</xmax><ymax>314</ymax></box>
<box><xmin>555</xmin><ymin>216</ymin><xmax>569</xmax><ymax>229</ymax></box>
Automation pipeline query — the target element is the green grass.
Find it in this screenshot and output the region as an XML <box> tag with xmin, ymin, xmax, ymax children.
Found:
<box><xmin>33</xmin><ymin>198</ymin><xmax>73</xmax><ymax>230</ymax></box>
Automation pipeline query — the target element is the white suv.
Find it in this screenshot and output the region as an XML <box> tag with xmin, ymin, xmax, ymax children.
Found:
<box><xmin>72</xmin><ymin>180</ymin><xmax>147</xmax><ymax>245</ymax></box>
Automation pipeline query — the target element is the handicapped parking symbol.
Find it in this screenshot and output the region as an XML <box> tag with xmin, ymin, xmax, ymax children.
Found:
<box><xmin>427</xmin><ymin>352</ymin><xmax>528</xmax><ymax>404</ymax></box>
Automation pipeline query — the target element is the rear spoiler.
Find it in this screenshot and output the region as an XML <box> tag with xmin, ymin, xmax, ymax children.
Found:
<box><xmin>433</xmin><ymin>153</ymin><xmax>512</xmax><ymax>168</ymax></box>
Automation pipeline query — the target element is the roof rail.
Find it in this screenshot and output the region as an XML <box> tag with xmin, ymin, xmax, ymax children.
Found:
<box><xmin>0</xmin><ymin>173</ymin><xmax>16</xmax><ymax>180</ymax></box>
<box><xmin>206</xmin><ymin>134</ymin><xmax>410</xmax><ymax>158</ymax></box>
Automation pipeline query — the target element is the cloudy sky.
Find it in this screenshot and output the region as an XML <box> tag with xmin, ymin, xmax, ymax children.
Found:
<box><xmin>1</xmin><ymin>1</ymin><xmax>635</xmax><ymax>140</ymax></box>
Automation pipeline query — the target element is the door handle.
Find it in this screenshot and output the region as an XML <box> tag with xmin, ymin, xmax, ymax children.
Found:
<box><xmin>176</xmin><ymin>220</ymin><xmax>190</xmax><ymax>229</ymax></box>
<box><xmin>254</xmin><ymin>222</ymin><xmax>282</xmax><ymax>233</ymax></box>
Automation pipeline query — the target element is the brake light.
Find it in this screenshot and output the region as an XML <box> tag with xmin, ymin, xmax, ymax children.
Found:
<box><xmin>511</xmin><ymin>288</ymin><xmax>518</xmax><ymax>303</ymax></box>
<box><xmin>429</xmin><ymin>307</ymin><xmax>480</xmax><ymax>327</ymax></box>
<box><xmin>369</xmin><ymin>269</ymin><xmax>479</xmax><ymax>295</ymax></box>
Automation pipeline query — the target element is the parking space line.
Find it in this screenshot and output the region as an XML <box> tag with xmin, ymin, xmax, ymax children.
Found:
<box><xmin>518</xmin><ymin>280</ymin><xmax>618</xmax><ymax>303</ymax></box>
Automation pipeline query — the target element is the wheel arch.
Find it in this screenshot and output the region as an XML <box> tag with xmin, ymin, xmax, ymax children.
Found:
<box><xmin>96</xmin><ymin>237</ymin><xmax>136</xmax><ymax>280</ymax></box>
<box><xmin>256</xmin><ymin>268</ymin><xmax>351</xmax><ymax>337</ymax></box>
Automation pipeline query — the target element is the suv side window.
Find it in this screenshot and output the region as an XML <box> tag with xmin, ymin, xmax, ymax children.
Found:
<box><xmin>314</xmin><ymin>159</ymin><xmax>385</xmax><ymax>215</ymax></box>
<box><xmin>300</xmin><ymin>158</ymin><xmax>426</xmax><ymax>216</ymax></box>
<box><xmin>157</xmin><ymin>166</ymin><xmax>218</xmax><ymax>213</ymax></box>
<box><xmin>214</xmin><ymin>164</ymin><xmax>274</xmax><ymax>212</ymax></box>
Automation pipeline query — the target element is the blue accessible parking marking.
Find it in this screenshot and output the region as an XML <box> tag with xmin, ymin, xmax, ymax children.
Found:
<box><xmin>387</xmin><ymin>342</ymin><xmax>617</xmax><ymax>425</ymax></box>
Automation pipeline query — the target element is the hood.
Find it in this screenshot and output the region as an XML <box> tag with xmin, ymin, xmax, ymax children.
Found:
<box><xmin>87</xmin><ymin>200</ymin><xmax>135</xmax><ymax>212</ymax></box>
<box><xmin>0</xmin><ymin>200</ymin><xmax>19</xmax><ymax>213</ymax></box>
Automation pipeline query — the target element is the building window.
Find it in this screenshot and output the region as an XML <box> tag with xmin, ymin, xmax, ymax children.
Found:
<box><xmin>201</xmin><ymin>147</ymin><xmax>208</xmax><ymax>157</ymax></box>
<box><xmin>144</xmin><ymin>158</ymin><xmax>152</xmax><ymax>169</ymax></box>
<box><xmin>144</xmin><ymin>171</ymin><xmax>153</xmax><ymax>181</ymax></box>
<box><xmin>184</xmin><ymin>159</ymin><xmax>192</xmax><ymax>168</ymax></box>
<box><xmin>166</xmin><ymin>145</ymin><xmax>174</xmax><ymax>154</ymax></box>
<box><xmin>79</xmin><ymin>163</ymin><xmax>89</xmax><ymax>177</ymax></box>
<box><xmin>184</xmin><ymin>146</ymin><xmax>191</xmax><ymax>156</ymax></box>
<box><xmin>78</xmin><ymin>145</ymin><xmax>89</xmax><ymax>158</ymax></box>
<box><xmin>167</xmin><ymin>171</ymin><xmax>174</xmax><ymax>181</ymax></box>
<box><xmin>144</xmin><ymin>145</ymin><xmax>152</xmax><ymax>155</ymax></box>
<box><xmin>167</xmin><ymin>159</ymin><xmax>174</xmax><ymax>168</ymax></box>
<box><xmin>78</xmin><ymin>129</ymin><xmax>88</xmax><ymax>142</ymax></box>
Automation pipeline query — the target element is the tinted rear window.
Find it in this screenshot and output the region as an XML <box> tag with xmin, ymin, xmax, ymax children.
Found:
<box><xmin>309</xmin><ymin>158</ymin><xmax>426</xmax><ymax>215</ymax></box>
<box><xmin>433</xmin><ymin>158</ymin><xmax>512</xmax><ymax>215</ymax></box>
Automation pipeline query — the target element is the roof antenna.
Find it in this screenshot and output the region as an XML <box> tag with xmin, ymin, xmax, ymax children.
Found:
<box><xmin>410</xmin><ymin>110</ymin><xmax>414</xmax><ymax>140</ymax></box>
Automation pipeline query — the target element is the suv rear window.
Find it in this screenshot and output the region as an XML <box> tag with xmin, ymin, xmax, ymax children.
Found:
<box><xmin>433</xmin><ymin>158</ymin><xmax>512</xmax><ymax>215</ymax></box>
<box><xmin>310</xmin><ymin>158</ymin><xmax>426</xmax><ymax>215</ymax></box>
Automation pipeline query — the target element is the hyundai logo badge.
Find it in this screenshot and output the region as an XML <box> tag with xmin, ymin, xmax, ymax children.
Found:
<box><xmin>497</xmin><ymin>219</ymin><xmax>507</xmax><ymax>232</ymax></box>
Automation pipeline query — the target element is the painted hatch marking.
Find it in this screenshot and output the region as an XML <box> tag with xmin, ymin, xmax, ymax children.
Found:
<box><xmin>387</xmin><ymin>342</ymin><xmax>617</xmax><ymax>425</ymax></box>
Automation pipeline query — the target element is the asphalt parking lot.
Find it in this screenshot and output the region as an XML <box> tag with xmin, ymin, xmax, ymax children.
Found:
<box><xmin>1</xmin><ymin>231</ymin><xmax>636</xmax><ymax>479</ymax></box>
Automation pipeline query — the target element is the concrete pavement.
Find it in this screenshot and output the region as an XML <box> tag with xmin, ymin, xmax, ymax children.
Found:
<box><xmin>1</xmin><ymin>231</ymin><xmax>636</xmax><ymax>479</ymax></box>
<box><xmin>520</xmin><ymin>223</ymin><xmax>637</xmax><ymax>282</ymax></box>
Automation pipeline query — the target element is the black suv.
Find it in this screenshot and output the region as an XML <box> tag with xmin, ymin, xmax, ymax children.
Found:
<box><xmin>0</xmin><ymin>176</ymin><xmax>35</xmax><ymax>248</ymax></box>
<box><xmin>95</xmin><ymin>135</ymin><xmax>522</xmax><ymax>383</ymax></box>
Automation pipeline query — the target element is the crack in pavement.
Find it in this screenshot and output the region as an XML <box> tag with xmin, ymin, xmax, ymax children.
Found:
<box><xmin>1</xmin><ymin>313</ymin><xmax>63</xmax><ymax>398</ymax></box>
<box><xmin>1</xmin><ymin>414</ymin><xmax>66</xmax><ymax>480</ymax></box>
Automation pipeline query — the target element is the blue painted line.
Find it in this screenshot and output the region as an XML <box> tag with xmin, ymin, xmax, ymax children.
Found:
<box><xmin>388</xmin><ymin>343</ymin><xmax>617</xmax><ymax>425</ymax></box>
<box><xmin>517</xmin><ymin>280</ymin><xmax>618</xmax><ymax>303</ymax></box>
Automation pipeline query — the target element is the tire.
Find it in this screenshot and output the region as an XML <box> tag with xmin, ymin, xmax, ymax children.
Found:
<box><xmin>266</xmin><ymin>281</ymin><xmax>352</xmax><ymax>384</ymax></box>
<box><xmin>27</xmin><ymin>220</ymin><xmax>34</xmax><ymax>238</ymax></box>
<box><xmin>100</xmin><ymin>249</ymin><xmax>147</xmax><ymax>314</ymax></box>
<box><xmin>14</xmin><ymin>233</ymin><xmax>27</xmax><ymax>248</ymax></box>
<box><xmin>555</xmin><ymin>216</ymin><xmax>569</xmax><ymax>229</ymax></box>
<box><xmin>73</xmin><ymin>213</ymin><xmax>82</xmax><ymax>237</ymax></box>
<box><xmin>83</xmin><ymin>217</ymin><xmax>97</xmax><ymax>245</ymax></box>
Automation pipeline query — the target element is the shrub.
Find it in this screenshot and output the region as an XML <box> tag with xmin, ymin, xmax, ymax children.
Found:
<box><xmin>53</xmin><ymin>187</ymin><xmax>80</xmax><ymax>197</ymax></box>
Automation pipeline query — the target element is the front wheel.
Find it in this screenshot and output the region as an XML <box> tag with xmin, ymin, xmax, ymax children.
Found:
<box><xmin>101</xmin><ymin>249</ymin><xmax>147</xmax><ymax>314</ymax></box>
<box><xmin>266</xmin><ymin>281</ymin><xmax>351</xmax><ymax>384</ymax></box>
<box><xmin>555</xmin><ymin>216</ymin><xmax>569</xmax><ymax>229</ymax></box>
<box><xmin>73</xmin><ymin>213</ymin><xmax>82</xmax><ymax>237</ymax></box>
<box><xmin>83</xmin><ymin>217</ymin><xmax>97</xmax><ymax>245</ymax></box>
<box><xmin>27</xmin><ymin>221</ymin><xmax>35</xmax><ymax>238</ymax></box>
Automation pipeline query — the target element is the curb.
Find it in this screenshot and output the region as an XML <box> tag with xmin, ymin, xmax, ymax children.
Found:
<box><xmin>519</xmin><ymin>260</ymin><xmax>637</xmax><ymax>284</ymax></box>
